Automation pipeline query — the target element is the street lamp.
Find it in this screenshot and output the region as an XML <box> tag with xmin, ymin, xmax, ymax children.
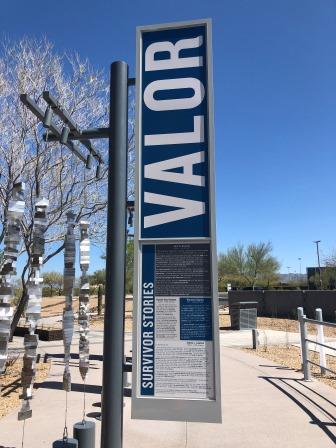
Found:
<box><xmin>313</xmin><ymin>240</ymin><xmax>323</xmax><ymax>290</ymax></box>
<box><xmin>287</xmin><ymin>266</ymin><xmax>291</xmax><ymax>282</ymax></box>
<box><xmin>298</xmin><ymin>257</ymin><xmax>302</xmax><ymax>283</ymax></box>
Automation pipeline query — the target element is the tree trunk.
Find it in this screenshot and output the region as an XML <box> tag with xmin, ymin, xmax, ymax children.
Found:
<box><xmin>10</xmin><ymin>289</ymin><xmax>28</xmax><ymax>340</ymax></box>
<box><xmin>10</xmin><ymin>263</ymin><xmax>30</xmax><ymax>340</ymax></box>
<box><xmin>98</xmin><ymin>284</ymin><xmax>103</xmax><ymax>316</ymax></box>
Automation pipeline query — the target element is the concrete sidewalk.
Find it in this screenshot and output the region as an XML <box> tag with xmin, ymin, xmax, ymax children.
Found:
<box><xmin>1</xmin><ymin>334</ymin><xmax>336</xmax><ymax>447</ymax></box>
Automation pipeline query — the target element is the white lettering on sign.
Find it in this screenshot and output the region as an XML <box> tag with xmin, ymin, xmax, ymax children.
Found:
<box><xmin>144</xmin><ymin>115</ymin><xmax>204</xmax><ymax>146</ymax></box>
<box><xmin>144</xmin><ymin>78</ymin><xmax>204</xmax><ymax>111</ymax></box>
<box><xmin>144</xmin><ymin>192</ymin><xmax>205</xmax><ymax>228</ymax></box>
<box><xmin>145</xmin><ymin>151</ymin><xmax>205</xmax><ymax>186</ymax></box>
<box><xmin>145</xmin><ymin>36</ymin><xmax>203</xmax><ymax>71</ymax></box>
<box><xmin>142</xmin><ymin>34</ymin><xmax>206</xmax><ymax>229</ymax></box>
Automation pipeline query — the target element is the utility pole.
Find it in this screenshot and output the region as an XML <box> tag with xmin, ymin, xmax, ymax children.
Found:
<box><xmin>313</xmin><ymin>240</ymin><xmax>323</xmax><ymax>290</ymax></box>
<box><xmin>287</xmin><ymin>266</ymin><xmax>291</xmax><ymax>282</ymax></box>
<box><xmin>298</xmin><ymin>257</ymin><xmax>302</xmax><ymax>285</ymax></box>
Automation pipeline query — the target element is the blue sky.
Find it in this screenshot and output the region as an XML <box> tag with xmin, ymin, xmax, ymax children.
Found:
<box><xmin>1</xmin><ymin>0</ymin><xmax>335</xmax><ymax>274</ymax></box>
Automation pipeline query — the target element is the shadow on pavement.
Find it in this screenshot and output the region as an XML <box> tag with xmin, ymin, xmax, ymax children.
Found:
<box><xmin>260</xmin><ymin>375</ymin><xmax>336</xmax><ymax>444</ymax></box>
<box><xmin>86</xmin><ymin>412</ymin><xmax>101</xmax><ymax>420</ymax></box>
<box><xmin>1</xmin><ymin>378</ymin><xmax>20</xmax><ymax>397</ymax></box>
<box><xmin>52</xmin><ymin>361</ymin><xmax>100</xmax><ymax>370</ymax></box>
<box><xmin>259</xmin><ymin>364</ymin><xmax>293</xmax><ymax>370</ymax></box>
<box><xmin>38</xmin><ymin>381</ymin><xmax>102</xmax><ymax>394</ymax></box>
<box><xmin>48</xmin><ymin>353</ymin><xmax>103</xmax><ymax>362</ymax></box>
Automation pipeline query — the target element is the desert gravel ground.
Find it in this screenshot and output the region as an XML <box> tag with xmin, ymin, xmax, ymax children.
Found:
<box><xmin>243</xmin><ymin>345</ymin><xmax>336</xmax><ymax>389</ymax></box>
<box><xmin>0</xmin><ymin>361</ymin><xmax>50</xmax><ymax>419</ymax></box>
<box><xmin>219</xmin><ymin>312</ymin><xmax>336</xmax><ymax>337</ymax></box>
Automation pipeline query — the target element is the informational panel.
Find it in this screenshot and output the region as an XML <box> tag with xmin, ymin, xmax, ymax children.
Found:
<box><xmin>132</xmin><ymin>19</ymin><xmax>221</xmax><ymax>423</ymax></box>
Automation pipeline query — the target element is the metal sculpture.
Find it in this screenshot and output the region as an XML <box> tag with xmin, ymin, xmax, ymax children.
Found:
<box><xmin>18</xmin><ymin>197</ymin><xmax>49</xmax><ymax>420</ymax></box>
<box><xmin>0</xmin><ymin>183</ymin><xmax>25</xmax><ymax>374</ymax></box>
<box><xmin>78</xmin><ymin>221</ymin><xmax>90</xmax><ymax>381</ymax></box>
<box><xmin>62</xmin><ymin>211</ymin><xmax>76</xmax><ymax>391</ymax></box>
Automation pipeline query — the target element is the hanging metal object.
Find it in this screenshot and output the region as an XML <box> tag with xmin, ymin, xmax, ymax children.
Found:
<box><xmin>43</xmin><ymin>105</ymin><xmax>53</xmax><ymax>128</ymax></box>
<box><xmin>78</xmin><ymin>221</ymin><xmax>90</xmax><ymax>381</ymax></box>
<box><xmin>18</xmin><ymin>197</ymin><xmax>49</xmax><ymax>420</ymax></box>
<box><xmin>85</xmin><ymin>154</ymin><xmax>93</xmax><ymax>170</ymax></box>
<box><xmin>0</xmin><ymin>182</ymin><xmax>25</xmax><ymax>374</ymax></box>
<box><xmin>60</xmin><ymin>126</ymin><xmax>70</xmax><ymax>145</ymax></box>
<box><xmin>95</xmin><ymin>163</ymin><xmax>102</xmax><ymax>180</ymax></box>
<box><xmin>62</xmin><ymin>211</ymin><xmax>76</xmax><ymax>391</ymax></box>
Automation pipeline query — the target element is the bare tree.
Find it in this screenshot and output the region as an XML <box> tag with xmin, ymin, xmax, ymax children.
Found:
<box><xmin>0</xmin><ymin>38</ymin><xmax>134</xmax><ymax>334</ymax></box>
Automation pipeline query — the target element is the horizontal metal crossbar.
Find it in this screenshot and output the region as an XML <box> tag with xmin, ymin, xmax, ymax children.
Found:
<box><xmin>305</xmin><ymin>338</ymin><xmax>336</xmax><ymax>352</ymax></box>
<box><xmin>43</xmin><ymin>91</ymin><xmax>79</xmax><ymax>132</ymax></box>
<box><xmin>20</xmin><ymin>94</ymin><xmax>86</xmax><ymax>163</ymax></box>
<box><xmin>43</xmin><ymin>91</ymin><xmax>104</xmax><ymax>163</ymax></box>
<box><xmin>43</xmin><ymin>127</ymin><xmax>110</xmax><ymax>142</ymax></box>
<box><xmin>307</xmin><ymin>359</ymin><xmax>336</xmax><ymax>376</ymax></box>
<box><xmin>303</xmin><ymin>317</ymin><xmax>336</xmax><ymax>329</ymax></box>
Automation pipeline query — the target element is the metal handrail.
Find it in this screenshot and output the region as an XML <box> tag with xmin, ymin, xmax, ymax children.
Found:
<box><xmin>302</xmin><ymin>317</ymin><xmax>336</xmax><ymax>329</ymax></box>
<box><xmin>297</xmin><ymin>306</ymin><xmax>333</xmax><ymax>380</ymax></box>
<box><xmin>305</xmin><ymin>338</ymin><xmax>336</xmax><ymax>352</ymax></box>
<box><xmin>307</xmin><ymin>359</ymin><xmax>336</xmax><ymax>376</ymax></box>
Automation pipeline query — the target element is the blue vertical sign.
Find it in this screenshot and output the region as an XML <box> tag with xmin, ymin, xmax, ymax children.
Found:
<box><xmin>141</xmin><ymin>25</ymin><xmax>209</xmax><ymax>238</ymax></box>
<box><xmin>133</xmin><ymin>20</ymin><xmax>222</xmax><ymax>424</ymax></box>
<box><xmin>140</xmin><ymin>245</ymin><xmax>155</xmax><ymax>396</ymax></box>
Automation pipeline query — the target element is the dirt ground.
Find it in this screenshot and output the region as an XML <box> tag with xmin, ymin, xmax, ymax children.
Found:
<box><xmin>40</xmin><ymin>295</ymin><xmax>133</xmax><ymax>332</ymax></box>
<box><xmin>90</xmin><ymin>298</ymin><xmax>133</xmax><ymax>332</ymax></box>
<box><xmin>219</xmin><ymin>311</ymin><xmax>336</xmax><ymax>337</ymax></box>
<box><xmin>41</xmin><ymin>296</ymin><xmax>99</xmax><ymax>318</ymax></box>
<box><xmin>40</xmin><ymin>297</ymin><xmax>336</xmax><ymax>337</ymax></box>
<box><xmin>243</xmin><ymin>345</ymin><xmax>336</xmax><ymax>389</ymax></box>
<box><xmin>0</xmin><ymin>360</ymin><xmax>50</xmax><ymax>419</ymax></box>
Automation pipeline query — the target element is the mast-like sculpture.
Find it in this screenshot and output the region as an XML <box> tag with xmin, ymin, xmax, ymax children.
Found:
<box><xmin>62</xmin><ymin>211</ymin><xmax>76</xmax><ymax>391</ymax></box>
<box><xmin>78</xmin><ymin>221</ymin><xmax>90</xmax><ymax>381</ymax></box>
<box><xmin>18</xmin><ymin>197</ymin><xmax>49</xmax><ymax>420</ymax></box>
<box><xmin>0</xmin><ymin>183</ymin><xmax>25</xmax><ymax>374</ymax></box>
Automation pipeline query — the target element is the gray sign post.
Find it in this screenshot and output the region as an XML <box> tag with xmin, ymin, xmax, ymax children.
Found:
<box><xmin>101</xmin><ymin>61</ymin><xmax>129</xmax><ymax>448</ymax></box>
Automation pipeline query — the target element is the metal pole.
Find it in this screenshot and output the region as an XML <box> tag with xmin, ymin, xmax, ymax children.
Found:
<box><xmin>252</xmin><ymin>329</ymin><xmax>259</xmax><ymax>349</ymax></box>
<box><xmin>315</xmin><ymin>308</ymin><xmax>326</xmax><ymax>375</ymax></box>
<box><xmin>297</xmin><ymin>307</ymin><xmax>311</xmax><ymax>381</ymax></box>
<box><xmin>313</xmin><ymin>240</ymin><xmax>323</xmax><ymax>290</ymax></box>
<box><xmin>297</xmin><ymin>307</ymin><xmax>304</xmax><ymax>368</ymax></box>
<box><xmin>97</xmin><ymin>284</ymin><xmax>103</xmax><ymax>316</ymax></box>
<box><xmin>101</xmin><ymin>61</ymin><xmax>129</xmax><ymax>448</ymax></box>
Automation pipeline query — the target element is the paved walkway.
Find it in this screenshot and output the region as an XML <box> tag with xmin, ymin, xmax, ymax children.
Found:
<box><xmin>1</xmin><ymin>331</ymin><xmax>336</xmax><ymax>447</ymax></box>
